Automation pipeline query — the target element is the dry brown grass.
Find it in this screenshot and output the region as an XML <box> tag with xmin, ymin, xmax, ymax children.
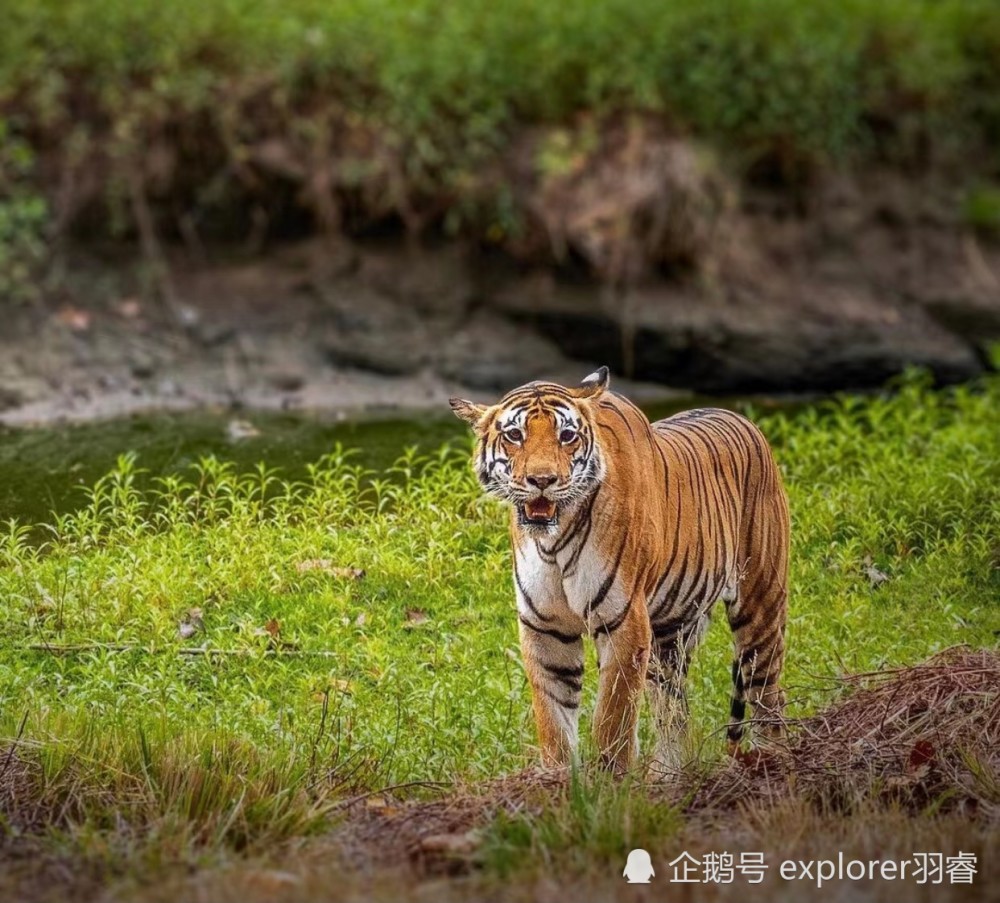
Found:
<box><xmin>691</xmin><ymin>646</ymin><xmax>1000</xmax><ymax>820</ymax></box>
<box><xmin>3</xmin><ymin>648</ymin><xmax>999</xmax><ymax>902</ymax></box>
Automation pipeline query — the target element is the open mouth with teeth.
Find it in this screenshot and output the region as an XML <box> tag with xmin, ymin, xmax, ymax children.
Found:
<box><xmin>519</xmin><ymin>497</ymin><xmax>559</xmax><ymax>526</ymax></box>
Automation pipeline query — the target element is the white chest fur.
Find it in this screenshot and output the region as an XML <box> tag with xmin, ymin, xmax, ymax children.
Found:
<box><xmin>514</xmin><ymin>533</ymin><xmax>631</xmax><ymax>636</ymax></box>
<box><xmin>513</xmin><ymin>540</ymin><xmax>584</xmax><ymax>633</ymax></box>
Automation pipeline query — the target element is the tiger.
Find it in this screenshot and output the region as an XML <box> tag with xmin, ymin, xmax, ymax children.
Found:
<box><xmin>450</xmin><ymin>366</ymin><xmax>789</xmax><ymax>773</ymax></box>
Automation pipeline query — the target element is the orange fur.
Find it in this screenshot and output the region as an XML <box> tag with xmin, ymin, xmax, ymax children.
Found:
<box><xmin>451</xmin><ymin>368</ymin><xmax>789</xmax><ymax>771</ymax></box>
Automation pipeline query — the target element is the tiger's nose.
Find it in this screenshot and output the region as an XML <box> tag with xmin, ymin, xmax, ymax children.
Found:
<box><xmin>526</xmin><ymin>473</ymin><xmax>557</xmax><ymax>490</ymax></box>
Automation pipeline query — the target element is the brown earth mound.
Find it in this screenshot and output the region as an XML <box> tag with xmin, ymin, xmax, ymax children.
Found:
<box><xmin>694</xmin><ymin>646</ymin><xmax>1000</xmax><ymax>818</ymax></box>
<box><xmin>332</xmin><ymin>647</ymin><xmax>1000</xmax><ymax>875</ymax></box>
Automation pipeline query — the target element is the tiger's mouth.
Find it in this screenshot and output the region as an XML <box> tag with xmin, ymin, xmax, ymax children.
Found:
<box><xmin>519</xmin><ymin>497</ymin><xmax>559</xmax><ymax>527</ymax></box>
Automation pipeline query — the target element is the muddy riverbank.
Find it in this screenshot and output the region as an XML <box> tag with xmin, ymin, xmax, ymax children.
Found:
<box><xmin>2</xmin><ymin>163</ymin><xmax>999</xmax><ymax>429</ymax></box>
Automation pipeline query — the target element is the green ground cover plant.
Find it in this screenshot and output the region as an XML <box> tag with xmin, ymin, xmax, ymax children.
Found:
<box><xmin>1</xmin><ymin>372</ymin><xmax>997</xmax><ymax>876</ymax></box>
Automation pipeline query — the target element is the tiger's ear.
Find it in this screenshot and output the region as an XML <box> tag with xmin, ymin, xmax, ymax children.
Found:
<box><xmin>449</xmin><ymin>397</ymin><xmax>489</xmax><ymax>430</ymax></box>
<box><xmin>574</xmin><ymin>366</ymin><xmax>610</xmax><ymax>399</ymax></box>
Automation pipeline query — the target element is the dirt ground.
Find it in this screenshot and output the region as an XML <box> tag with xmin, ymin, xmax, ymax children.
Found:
<box><xmin>0</xmin><ymin>239</ymin><xmax>690</xmax><ymax>428</ymax></box>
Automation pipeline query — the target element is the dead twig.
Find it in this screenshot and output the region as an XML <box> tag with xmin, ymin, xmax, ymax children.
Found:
<box><xmin>27</xmin><ymin>642</ymin><xmax>341</xmax><ymax>658</ymax></box>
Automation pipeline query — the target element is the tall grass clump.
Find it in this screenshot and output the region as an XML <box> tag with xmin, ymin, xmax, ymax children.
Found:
<box><xmin>1</xmin><ymin>373</ymin><xmax>997</xmax><ymax>865</ymax></box>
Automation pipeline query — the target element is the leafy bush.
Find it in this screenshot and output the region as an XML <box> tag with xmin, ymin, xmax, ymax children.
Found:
<box><xmin>963</xmin><ymin>184</ymin><xmax>1000</xmax><ymax>236</ymax></box>
<box><xmin>0</xmin><ymin>119</ymin><xmax>47</xmax><ymax>302</ymax></box>
<box><xmin>1</xmin><ymin>0</ymin><xmax>999</xmax><ymax>246</ymax></box>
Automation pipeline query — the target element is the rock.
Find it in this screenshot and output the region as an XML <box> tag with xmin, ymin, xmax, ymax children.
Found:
<box><xmin>436</xmin><ymin>311</ymin><xmax>575</xmax><ymax>390</ymax></box>
<box><xmin>490</xmin><ymin>269</ymin><xmax>986</xmax><ymax>393</ymax></box>
<box><xmin>358</xmin><ymin>243</ymin><xmax>475</xmax><ymax>318</ymax></box>
<box><xmin>130</xmin><ymin>356</ymin><xmax>157</xmax><ymax>379</ymax></box>
<box><xmin>920</xmin><ymin>290</ymin><xmax>1000</xmax><ymax>342</ymax></box>
<box><xmin>156</xmin><ymin>378</ymin><xmax>182</xmax><ymax>397</ymax></box>
<box><xmin>226</xmin><ymin>419</ymin><xmax>261</xmax><ymax>441</ymax></box>
<box><xmin>267</xmin><ymin>369</ymin><xmax>306</xmax><ymax>392</ymax></box>
<box><xmin>319</xmin><ymin>286</ymin><xmax>431</xmax><ymax>376</ymax></box>
<box><xmin>0</xmin><ymin>385</ymin><xmax>23</xmax><ymax>411</ymax></box>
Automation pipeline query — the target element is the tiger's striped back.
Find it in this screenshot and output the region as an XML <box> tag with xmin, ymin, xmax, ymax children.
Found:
<box><xmin>451</xmin><ymin>369</ymin><xmax>789</xmax><ymax>770</ymax></box>
<box><xmin>647</xmin><ymin>406</ymin><xmax>789</xmax><ymax>750</ymax></box>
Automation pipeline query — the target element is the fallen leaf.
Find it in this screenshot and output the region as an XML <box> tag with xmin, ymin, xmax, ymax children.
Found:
<box><xmin>418</xmin><ymin>830</ymin><xmax>481</xmax><ymax>856</ymax></box>
<box><xmin>226</xmin><ymin>419</ymin><xmax>260</xmax><ymax>441</ymax></box>
<box><xmin>864</xmin><ymin>564</ymin><xmax>890</xmax><ymax>588</ymax></box>
<box><xmin>55</xmin><ymin>306</ymin><xmax>91</xmax><ymax>332</ymax></box>
<box><xmin>117</xmin><ymin>297</ymin><xmax>142</xmax><ymax>319</ymax></box>
<box><xmin>296</xmin><ymin>559</ymin><xmax>330</xmax><ymax>573</ymax></box>
<box><xmin>730</xmin><ymin>747</ymin><xmax>778</xmax><ymax>772</ymax></box>
<box><xmin>404</xmin><ymin>609</ymin><xmax>429</xmax><ymax>627</ymax></box>
<box><xmin>264</xmin><ymin>618</ymin><xmax>281</xmax><ymax>638</ymax></box>
<box><xmin>354</xmin><ymin>612</ymin><xmax>367</xmax><ymax>627</ymax></box>
<box><xmin>908</xmin><ymin>739</ymin><xmax>936</xmax><ymax>770</ymax></box>
<box><xmin>335</xmin><ymin>567</ymin><xmax>366</xmax><ymax>579</ymax></box>
<box><xmin>861</xmin><ymin>555</ymin><xmax>890</xmax><ymax>588</ymax></box>
<box><xmin>178</xmin><ymin>607</ymin><xmax>205</xmax><ymax>639</ymax></box>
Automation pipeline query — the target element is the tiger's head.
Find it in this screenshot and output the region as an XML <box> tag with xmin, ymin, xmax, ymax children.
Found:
<box><xmin>450</xmin><ymin>367</ymin><xmax>609</xmax><ymax>533</ymax></box>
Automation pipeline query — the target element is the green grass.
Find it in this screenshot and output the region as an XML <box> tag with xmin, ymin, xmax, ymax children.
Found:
<box><xmin>1</xmin><ymin>372</ymin><xmax>998</xmax><ymax>872</ymax></box>
<box><xmin>483</xmin><ymin>771</ymin><xmax>684</xmax><ymax>878</ymax></box>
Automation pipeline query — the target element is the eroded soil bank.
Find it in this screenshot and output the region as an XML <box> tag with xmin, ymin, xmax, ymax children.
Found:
<box><xmin>1</xmin><ymin>164</ymin><xmax>998</xmax><ymax>427</ymax></box>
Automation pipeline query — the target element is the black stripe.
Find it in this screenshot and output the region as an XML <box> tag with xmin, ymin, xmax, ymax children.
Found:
<box><xmin>541</xmin><ymin>661</ymin><xmax>584</xmax><ymax>692</ymax></box>
<box><xmin>585</xmin><ymin>532</ymin><xmax>629</xmax><ymax>617</ymax></box>
<box><xmin>745</xmin><ymin>672</ymin><xmax>777</xmax><ymax>690</ymax></box>
<box><xmin>649</xmin><ymin>542</ymin><xmax>691</xmax><ymax>622</ymax></box>
<box><xmin>561</xmin><ymin>510</ymin><xmax>594</xmax><ymax>578</ymax></box>
<box><xmin>728</xmin><ymin>608</ymin><xmax>753</xmax><ymax>632</ymax></box>
<box><xmin>514</xmin><ymin>561</ymin><xmax>552</xmax><ymax>622</ymax></box>
<box><xmin>599</xmin><ymin>400</ymin><xmax>637</xmax><ymax>442</ymax></box>
<box><xmin>543</xmin><ymin>486</ymin><xmax>598</xmax><ymax>557</ymax></box>
<box><xmin>561</xmin><ymin>495</ymin><xmax>596</xmax><ymax>577</ymax></box>
<box><xmin>650</xmin><ymin>615</ymin><xmax>690</xmax><ymax>648</ymax></box>
<box><xmin>731</xmin><ymin>660</ymin><xmax>745</xmax><ymax>694</ymax></box>
<box><xmin>591</xmin><ymin>593</ymin><xmax>634</xmax><ymax>638</ymax></box>
<box><xmin>648</xmin><ymin>567</ymin><xmax>672</xmax><ymax>616</ymax></box>
<box><xmin>540</xmin><ymin>684</ymin><xmax>580</xmax><ymax>710</ymax></box>
<box><xmin>518</xmin><ymin>615</ymin><xmax>580</xmax><ymax>644</ymax></box>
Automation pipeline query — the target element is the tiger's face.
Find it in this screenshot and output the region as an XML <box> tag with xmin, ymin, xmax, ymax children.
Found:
<box><xmin>450</xmin><ymin>368</ymin><xmax>609</xmax><ymax>533</ymax></box>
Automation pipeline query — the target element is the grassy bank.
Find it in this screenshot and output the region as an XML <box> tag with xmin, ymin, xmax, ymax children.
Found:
<box><xmin>5</xmin><ymin>0</ymin><xmax>1000</xmax><ymax>160</ymax></box>
<box><xmin>1</xmin><ymin>373</ymin><xmax>997</xmax><ymax>886</ymax></box>
<box><xmin>2</xmin><ymin>0</ymin><xmax>1000</xmax><ymax>264</ymax></box>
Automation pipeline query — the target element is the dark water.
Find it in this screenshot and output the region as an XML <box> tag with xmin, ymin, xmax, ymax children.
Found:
<box><xmin>0</xmin><ymin>396</ymin><xmax>798</xmax><ymax>526</ymax></box>
<box><xmin>0</xmin><ymin>410</ymin><xmax>466</xmax><ymax>526</ymax></box>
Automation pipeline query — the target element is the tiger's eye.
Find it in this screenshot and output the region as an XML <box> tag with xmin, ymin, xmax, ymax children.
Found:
<box><xmin>505</xmin><ymin>428</ymin><xmax>524</xmax><ymax>443</ymax></box>
<box><xmin>559</xmin><ymin>429</ymin><xmax>577</xmax><ymax>444</ymax></box>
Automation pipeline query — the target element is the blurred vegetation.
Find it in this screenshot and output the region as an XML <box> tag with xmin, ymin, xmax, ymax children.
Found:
<box><xmin>963</xmin><ymin>184</ymin><xmax>1000</xmax><ymax>237</ymax></box>
<box><xmin>1</xmin><ymin>0</ymin><xmax>999</xmax><ymax>256</ymax></box>
<box><xmin>0</xmin><ymin>121</ymin><xmax>47</xmax><ymax>302</ymax></box>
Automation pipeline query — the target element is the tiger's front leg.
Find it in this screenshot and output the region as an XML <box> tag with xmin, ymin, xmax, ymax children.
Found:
<box><xmin>519</xmin><ymin>621</ymin><xmax>584</xmax><ymax>766</ymax></box>
<box><xmin>592</xmin><ymin>598</ymin><xmax>651</xmax><ymax>774</ymax></box>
